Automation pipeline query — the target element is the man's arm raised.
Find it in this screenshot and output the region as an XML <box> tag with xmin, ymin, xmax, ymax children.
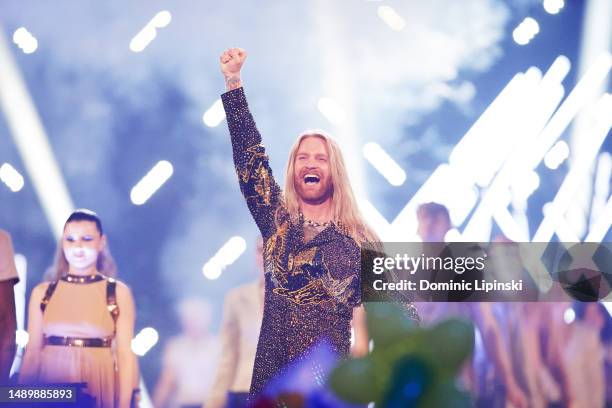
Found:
<box><xmin>220</xmin><ymin>48</ymin><xmax>284</xmax><ymax>239</ymax></box>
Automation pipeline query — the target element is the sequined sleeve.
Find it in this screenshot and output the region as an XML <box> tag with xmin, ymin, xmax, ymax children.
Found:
<box><xmin>221</xmin><ymin>87</ymin><xmax>283</xmax><ymax>238</ymax></box>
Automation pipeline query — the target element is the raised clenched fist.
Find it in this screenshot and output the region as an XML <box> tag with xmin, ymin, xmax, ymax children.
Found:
<box><xmin>220</xmin><ymin>48</ymin><xmax>247</xmax><ymax>77</ymax></box>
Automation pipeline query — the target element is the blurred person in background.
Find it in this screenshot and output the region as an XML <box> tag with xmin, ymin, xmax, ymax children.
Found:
<box><xmin>0</xmin><ymin>229</ymin><xmax>19</xmax><ymax>384</ymax></box>
<box><xmin>205</xmin><ymin>239</ymin><xmax>265</xmax><ymax>408</ymax></box>
<box><xmin>507</xmin><ymin>303</ymin><xmax>562</xmax><ymax>408</ymax></box>
<box><xmin>561</xmin><ymin>302</ymin><xmax>608</xmax><ymax>408</ymax></box>
<box><xmin>19</xmin><ymin>209</ymin><xmax>138</xmax><ymax>408</ymax></box>
<box><xmin>415</xmin><ymin>203</ymin><xmax>528</xmax><ymax>407</ymax></box>
<box><xmin>153</xmin><ymin>297</ymin><xmax>219</xmax><ymax>408</ymax></box>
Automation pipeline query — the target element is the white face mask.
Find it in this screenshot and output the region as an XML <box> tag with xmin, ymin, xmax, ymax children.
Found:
<box><xmin>63</xmin><ymin>247</ymin><xmax>99</xmax><ymax>270</ymax></box>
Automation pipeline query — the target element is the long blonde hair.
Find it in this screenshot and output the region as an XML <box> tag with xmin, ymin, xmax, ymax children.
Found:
<box><xmin>283</xmin><ymin>130</ymin><xmax>379</xmax><ymax>244</ymax></box>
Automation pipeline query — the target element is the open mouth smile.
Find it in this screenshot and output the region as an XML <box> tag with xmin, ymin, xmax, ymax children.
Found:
<box><xmin>303</xmin><ymin>174</ymin><xmax>320</xmax><ymax>184</ymax></box>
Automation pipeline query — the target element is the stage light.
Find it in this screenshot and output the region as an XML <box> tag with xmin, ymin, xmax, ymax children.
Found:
<box><xmin>544</xmin><ymin>140</ymin><xmax>569</xmax><ymax>169</ymax></box>
<box><xmin>362</xmin><ymin>142</ymin><xmax>406</xmax><ymax>186</ymax></box>
<box><xmin>0</xmin><ymin>27</ymin><xmax>74</xmax><ymax>237</ymax></box>
<box><xmin>513</xmin><ymin>17</ymin><xmax>540</xmax><ymax>46</ymax></box>
<box><xmin>0</xmin><ymin>162</ymin><xmax>25</xmax><ymax>192</ymax></box>
<box><xmin>359</xmin><ymin>199</ymin><xmax>393</xmax><ymax>241</ymax></box>
<box><xmin>452</xmin><ymin>57</ymin><xmax>568</xmax><ymax>241</ymax></box>
<box><xmin>131</xmin><ymin>327</ymin><xmax>159</xmax><ymax>356</ymax></box>
<box><xmin>534</xmin><ymin>91</ymin><xmax>612</xmax><ymax>242</ymax></box>
<box><xmin>129</xmin><ymin>10</ymin><xmax>172</xmax><ymax>53</ymax></box>
<box><xmin>202</xmin><ymin>261</ymin><xmax>222</xmax><ymax>280</ymax></box>
<box><xmin>563</xmin><ymin>307</ymin><xmax>575</xmax><ymax>324</ymax></box>
<box><xmin>202</xmin><ymin>99</ymin><xmax>226</xmax><ymax>127</ymax></box>
<box><xmin>604</xmin><ymin>303</ymin><xmax>612</xmax><ymax>317</ymax></box>
<box><xmin>511</xmin><ymin>170</ymin><xmax>540</xmax><ymax>201</ymax></box>
<box><xmin>152</xmin><ymin>10</ymin><xmax>172</xmax><ymax>27</ymax></box>
<box><xmin>543</xmin><ymin>0</ymin><xmax>564</xmax><ymax>15</ymax></box>
<box><xmin>377</xmin><ymin>6</ymin><xmax>406</xmax><ymax>31</ymax></box>
<box><xmin>527</xmin><ymin>54</ymin><xmax>610</xmax><ymax>172</ymax></box>
<box><xmin>202</xmin><ymin>236</ymin><xmax>247</xmax><ymax>280</ymax></box>
<box><xmin>585</xmin><ymin>196</ymin><xmax>612</xmax><ymax>242</ymax></box>
<box><xmin>317</xmin><ymin>97</ymin><xmax>345</xmax><ymax>125</ymax></box>
<box><xmin>15</xmin><ymin>329</ymin><xmax>29</xmax><ymax>348</ymax></box>
<box><xmin>130</xmin><ymin>160</ymin><xmax>174</xmax><ymax>205</ymax></box>
<box><xmin>589</xmin><ymin>153</ymin><xmax>611</xmax><ymax>231</ymax></box>
<box><xmin>12</xmin><ymin>27</ymin><xmax>37</xmax><ymax>54</ymax></box>
<box><xmin>445</xmin><ymin>228</ymin><xmax>463</xmax><ymax>242</ymax></box>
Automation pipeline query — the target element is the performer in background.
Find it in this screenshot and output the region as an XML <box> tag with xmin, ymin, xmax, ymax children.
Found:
<box><xmin>414</xmin><ymin>203</ymin><xmax>528</xmax><ymax>408</ymax></box>
<box><xmin>153</xmin><ymin>297</ymin><xmax>219</xmax><ymax>408</ymax></box>
<box><xmin>19</xmin><ymin>209</ymin><xmax>138</xmax><ymax>408</ymax></box>
<box><xmin>219</xmin><ymin>47</ymin><xmax>417</xmax><ymax>399</ymax></box>
<box><xmin>0</xmin><ymin>229</ymin><xmax>19</xmax><ymax>383</ymax></box>
<box><xmin>205</xmin><ymin>238</ymin><xmax>265</xmax><ymax>408</ymax></box>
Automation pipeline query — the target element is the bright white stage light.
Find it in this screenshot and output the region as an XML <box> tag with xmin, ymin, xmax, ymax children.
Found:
<box><xmin>589</xmin><ymin>152</ymin><xmax>611</xmax><ymax>231</ymax></box>
<box><xmin>543</xmin><ymin>140</ymin><xmax>570</xmax><ymax>169</ymax></box>
<box><xmin>543</xmin><ymin>0</ymin><xmax>564</xmax><ymax>15</ymax></box>
<box><xmin>130</xmin><ymin>160</ymin><xmax>174</xmax><ymax>205</ymax></box>
<box><xmin>317</xmin><ymin>97</ymin><xmax>345</xmax><ymax>125</ymax></box>
<box><xmin>132</xmin><ymin>329</ymin><xmax>159</xmax><ymax>357</ymax></box>
<box><xmin>377</xmin><ymin>6</ymin><xmax>406</xmax><ymax>31</ymax></box>
<box><xmin>563</xmin><ymin>307</ymin><xmax>575</xmax><ymax>324</ymax></box>
<box><xmin>12</xmin><ymin>27</ymin><xmax>37</xmax><ymax>54</ymax></box>
<box><xmin>528</xmin><ymin>54</ymin><xmax>611</xmax><ymax>172</ymax></box>
<box><xmin>15</xmin><ymin>329</ymin><xmax>29</xmax><ymax>348</ymax></box>
<box><xmin>454</xmin><ymin>56</ymin><xmax>569</xmax><ymax>242</ymax></box>
<box><xmin>202</xmin><ymin>236</ymin><xmax>247</xmax><ymax>280</ymax></box>
<box><xmin>513</xmin><ymin>17</ymin><xmax>540</xmax><ymax>46</ymax></box>
<box><xmin>152</xmin><ymin>10</ymin><xmax>172</xmax><ymax>27</ymax></box>
<box><xmin>0</xmin><ymin>163</ymin><xmax>25</xmax><ymax>192</ymax></box>
<box><xmin>129</xmin><ymin>10</ymin><xmax>172</xmax><ymax>53</ymax></box>
<box><xmin>359</xmin><ymin>199</ymin><xmax>393</xmax><ymax>241</ymax></box>
<box><xmin>0</xmin><ymin>27</ymin><xmax>74</xmax><ymax>237</ymax></box>
<box><xmin>585</xmin><ymin>195</ymin><xmax>612</xmax><ymax>242</ymax></box>
<box><xmin>604</xmin><ymin>303</ymin><xmax>612</xmax><ymax>317</ymax></box>
<box><xmin>131</xmin><ymin>327</ymin><xmax>159</xmax><ymax>356</ymax></box>
<box><xmin>445</xmin><ymin>228</ymin><xmax>463</xmax><ymax>242</ymax></box>
<box><xmin>362</xmin><ymin>142</ymin><xmax>406</xmax><ymax>186</ymax></box>
<box><xmin>202</xmin><ymin>99</ymin><xmax>226</xmax><ymax>127</ymax></box>
<box><xmin>511</xmin><ymin>170</ymin><xmax>540</xmax><ymax>201</ymax></box>
<box><xmin>202</xmin><ymin>261</ymin><xmax>222</xmax><ymax>280</ymax></box>
<box><xmin>534</xmin><ymin>91</ymin><xmax>612</xmax><ymax>242</ymax></box>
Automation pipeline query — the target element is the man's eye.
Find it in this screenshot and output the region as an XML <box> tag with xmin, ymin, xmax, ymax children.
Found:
<box><xmin>83</xmin><ymin>236</ymin><xmax>94</xmax><ymax>241</ymax></box>
<box><xmin>66</xmin><ymin>237</ymin><xmax>75</xmax><ymax>242</ymax></box>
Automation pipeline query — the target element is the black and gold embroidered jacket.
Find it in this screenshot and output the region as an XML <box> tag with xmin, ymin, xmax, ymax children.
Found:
<box><xmin>222</xmin><ymin>87</ymin><xmax>361</xmax><ymax>397</ymax></box>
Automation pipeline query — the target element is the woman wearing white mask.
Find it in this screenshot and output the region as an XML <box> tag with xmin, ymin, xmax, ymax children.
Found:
<box><xmin>19</xmin><ymin>209</ymin><xmax>138</xmax><ymax>408</ymax></box>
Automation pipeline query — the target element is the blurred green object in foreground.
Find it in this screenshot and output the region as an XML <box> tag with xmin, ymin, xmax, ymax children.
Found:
<box><xmin>328</xmin><ymin>302</ymin><xmax>474</xmax><ymax>407</ymax></box>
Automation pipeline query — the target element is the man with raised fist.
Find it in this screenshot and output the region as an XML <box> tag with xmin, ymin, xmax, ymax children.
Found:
<box><xmin>219</xmin><ymin>48</ymin><xmax>411</xmax><ymax>401</ymax></box>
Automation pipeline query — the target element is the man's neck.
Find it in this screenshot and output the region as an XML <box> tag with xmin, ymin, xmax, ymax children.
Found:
<box><xmin>299</xmin><ymin>199</ymin><xmax>333</xmax><ymax>223</ymax></box>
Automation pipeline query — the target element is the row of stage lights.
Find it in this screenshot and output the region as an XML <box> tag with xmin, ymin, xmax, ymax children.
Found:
<box><xmin>0</xmin><ymin>0</ymin><xmax>593</xmax><ymax>283</ymax></box>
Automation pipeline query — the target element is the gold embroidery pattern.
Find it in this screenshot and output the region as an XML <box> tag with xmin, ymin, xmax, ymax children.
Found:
<box><xmin>269</xmin><ymin>243</ymin><xmax>356</xmax><ymax>306</ymax></box>
<box><xmin>239</xmin><ymin>145</ymin><xmax>272</xmax><ymax>205</ymax></box>
<box><xmin>267</xmin><ymin>220</ymin><xmax>290</xmax><ymax>286</ymax></box>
